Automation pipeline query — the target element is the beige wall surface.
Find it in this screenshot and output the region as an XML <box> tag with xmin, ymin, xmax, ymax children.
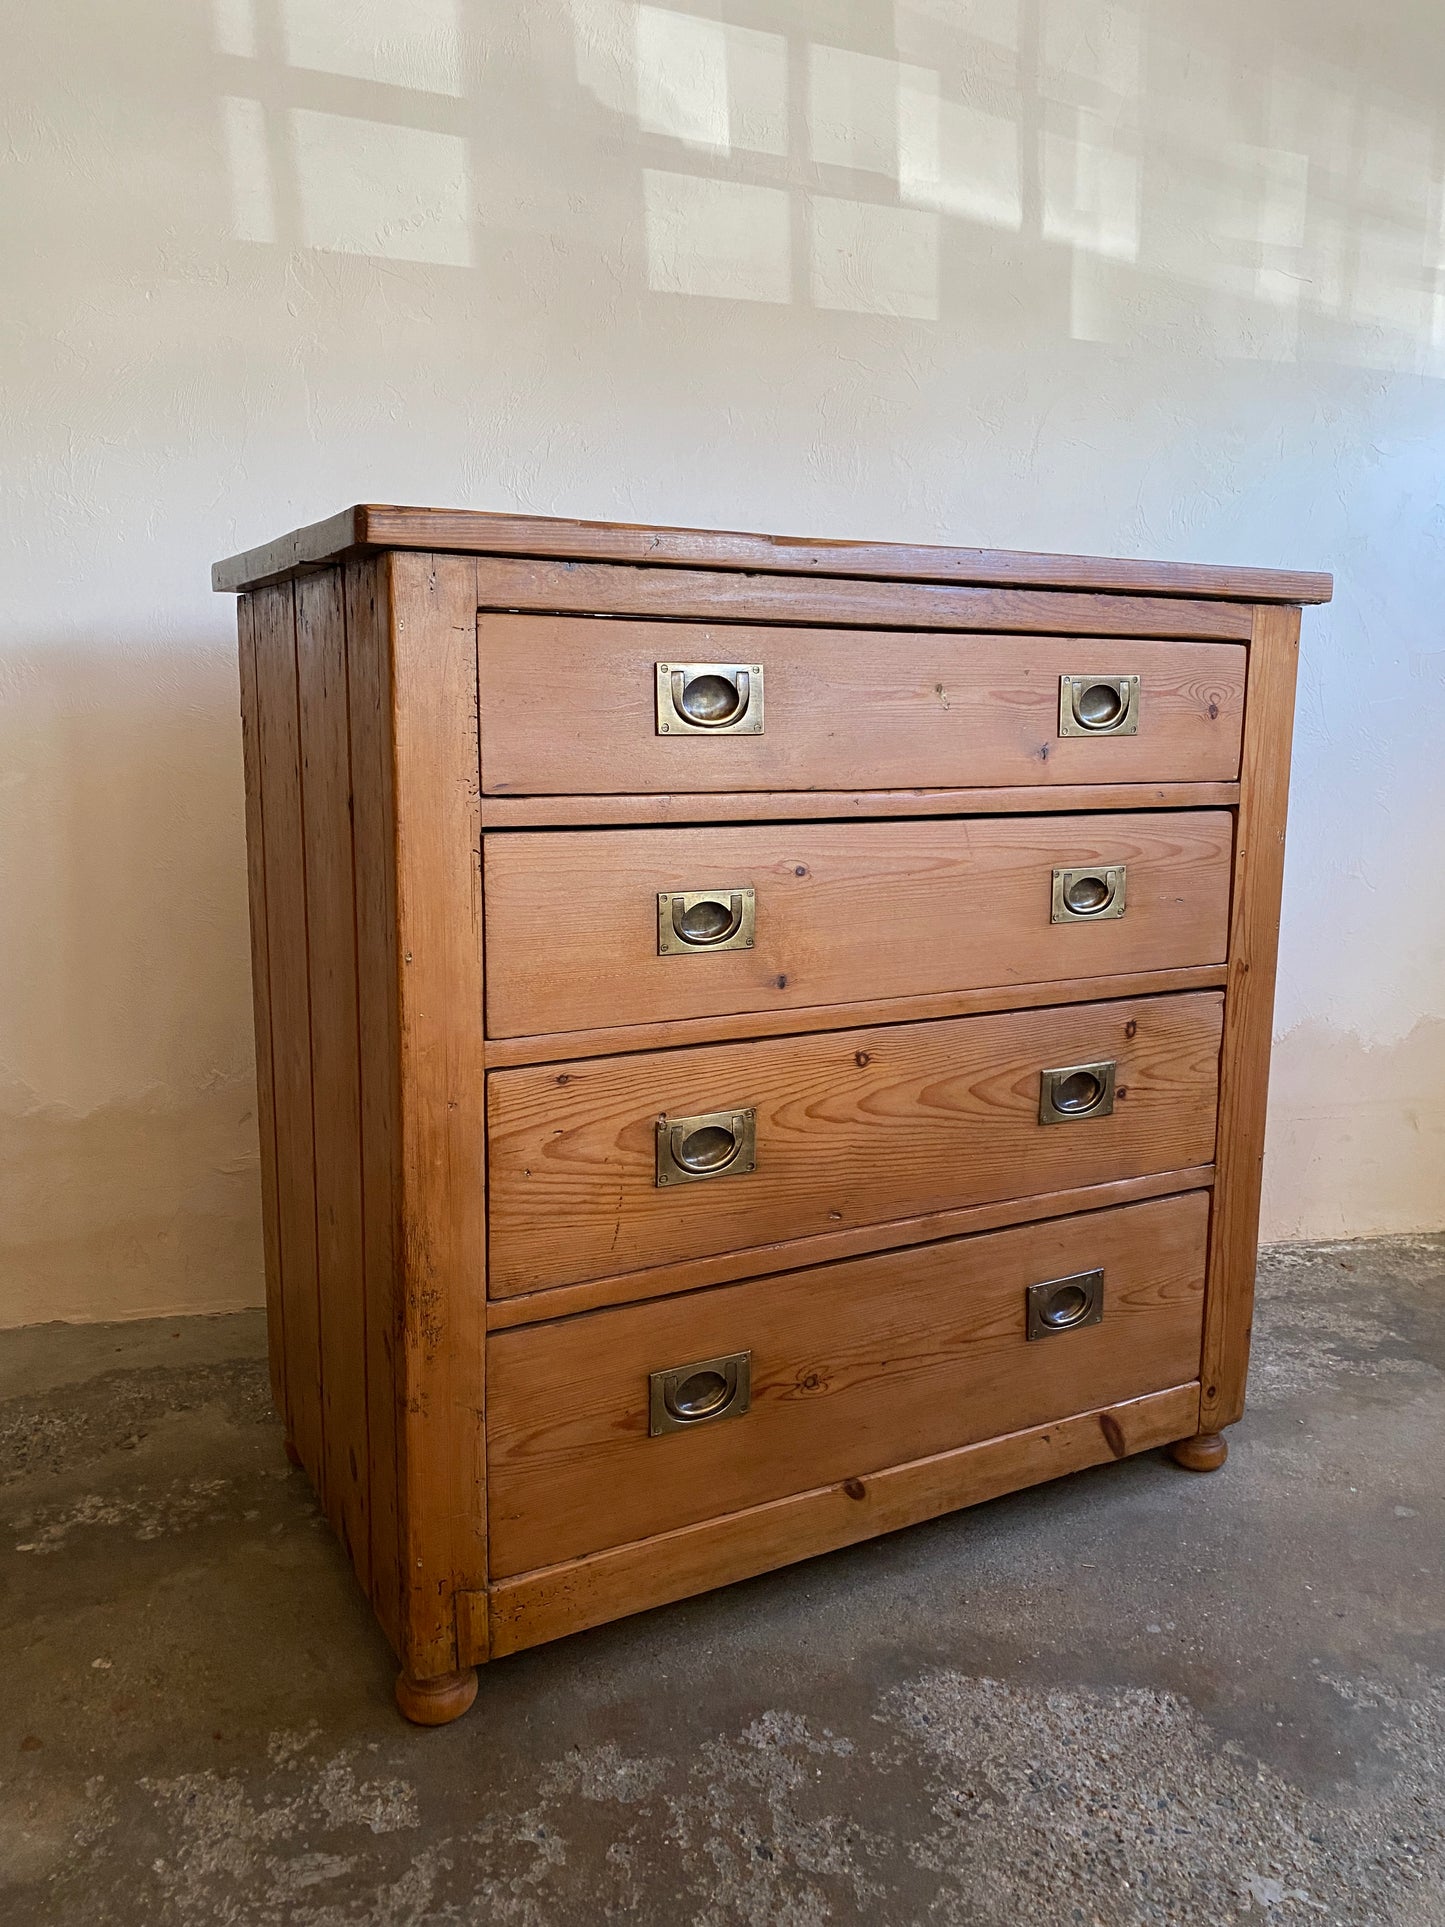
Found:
<box><xmin>4</xmin><ymin>0</ymin><xmax>1443</xmax><ymax>1326</ymax></box>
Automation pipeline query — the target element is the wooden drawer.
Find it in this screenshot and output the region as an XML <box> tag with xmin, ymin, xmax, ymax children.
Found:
<box><xmin>486</xmin><ymin>990</ymin><xmax>1223</xmax><ymax>1296</ymax></box>
<box><xmin>487</xmin><ymin>1191</ymin><xmax>1208</xmax><ymax>1574</ymax></box>
<box><xmin>478</xmin><ymin>616</ymin><xmax>1245</xmax><ymax>794</ymax></box>
<box><xmin>484</xmin><ymin>811</ymin><xmax>1232</xmax><ymax>1038</ymax></box>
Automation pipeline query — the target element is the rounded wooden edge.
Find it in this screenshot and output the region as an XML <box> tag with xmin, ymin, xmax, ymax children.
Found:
<box><xmin>394</xmin><ymin>1666</ymin><xmax>479</xmax><ymax>1726</ymax></box>
<box><xmin>1167</xmin><ymin>1431</ymin><xmax>1228</xmax><ymax>1473</ymax></box>
<box><xmin>282</xmin><ymin>1436</ymin><xmax>303</xmax><ymax>1469</ymax></box>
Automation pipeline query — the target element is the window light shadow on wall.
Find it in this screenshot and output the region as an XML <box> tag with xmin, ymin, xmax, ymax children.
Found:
<box><xmin>584</xmin><ymin>0</ymin><xmax>1445</xmax><ymax>373</ymax></box>
<box><xmin>215</xmin><ymin>0</ymin><xmax>471</xmax><ymax>266</ymax></box>
<box><xmin>216</xmin><ymin>0</ymin><xmax>1445</xmax><ymax>374</ymax></box>
<box><xmin>636</xmin><ymin>8</ymin><xmax>788</xmax><ymax>154</ymax></box>
<box><xmin>644</xmin><ymin>172</ymin><xmax>791</xmax><ymax>302</ymax></box>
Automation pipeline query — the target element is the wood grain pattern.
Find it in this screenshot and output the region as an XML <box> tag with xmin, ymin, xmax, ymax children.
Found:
<box><xmin>476</xmin><ymin>562</ymin><xmax>1254</xmax><ymax>642</ymax></box>
<box><xmin>479</xmin><ymin>618</ymin><xmax>1246</xmax><ymax>795</ymax></box>
<box><xmin>481</xmin><ymin>1380</ymin><xmax>1203</xmax><ymax>1656</ymax></box>
<box><xmin>480</xmin><ymin>781</ymin><xmax>1241</xmax><ymax>828</ymax></box>
<box><xmin>486</xmin><ymin>991</ymin><xmax>1224</xmax><ymax>1297</ymax></box>
<box><xmin>216</xmin><ymin>506</ymin><xmax>366</xmax><ymax>594</ymax></box>
<box><xmin>238</xmin><ymin>555</ymin><xmax>491</xmax><ymax>1677</ymax></box>
<box><xmin>485</xmin><ymin>1165</ymin><xmax>1215</xmax><ymax>1330</ymax></box>
<box><xmin>487</xmin><ymin>1192</ymin><xmax>1208</xmax><ymax>1574</ymax></box>
<box><xmin>251</xmin><ymin>581</ymin><xmax>324</xmax><ymax>1491</ymax></box>
<box><xmin>482</xmin><ymin>966</ymin><xmax>1229</xmax><ymax>1069</ymax></box>
<box><xmin>344</xmin><ymin>554</ymin><xmax>403</xmax><ymax>1650</ymax></box>
<box><xmin>1199</xmin><ymin>604</ymin><xmax>1304</xmax><ymax>1432</ymax></box>
<box><xmin>386</xmin><ymin>552</ymin><xmax>489</xmax><ymax>1681</ymax></box>
<box><xmin>452</xmin><ymin>1587</ymin><xmax>490</xmax><ymax>1672</ymax></box>
<box><xmin>296</xmin><ymin>571</ymin><xmax>369</xmax><ymax>1582</ymax></box>
<box><xmin>483</xmin><ymin>813</ymin><xmax>1233</xmax><ymax>1038</ymax></box>
<box><xmin>236</xmin><ymin>595</ymin><xmax>287</xmax><ymax>1422</ymax></box>
<box><xmin>214</xmin><ymin>503</ymin><xmax>1332</xmax><ymax>604</ymax></box>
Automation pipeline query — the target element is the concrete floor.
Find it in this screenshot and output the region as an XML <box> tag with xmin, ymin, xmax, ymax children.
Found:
<box><xmin>1</xmin><ymin>1237</ymin><xmax>1443</xmax><ymax>1926</ymax></box>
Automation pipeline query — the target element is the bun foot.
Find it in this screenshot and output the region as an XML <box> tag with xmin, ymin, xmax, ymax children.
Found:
<box><xmin>395</xmin><ymin>1666</ymin><xmax>478</xmax><ymax>1726</ymax></box>
<box><xmin>1168</xmin><ymin>1431</ymin><xmax>1228</xmax><ymax>1473</ymax></box>
<box><xmin>282</xmin><ymin>1436</ymin><xmax>302</xmax><ymax>1469</ymax></box>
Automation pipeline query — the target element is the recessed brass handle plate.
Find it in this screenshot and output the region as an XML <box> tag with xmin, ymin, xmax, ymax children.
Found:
<box><xmin>1026</xmin><ymin>1268</ymin><xmax>1104</xmax><ymax>1340</ymax></box>
<box><xmin>658</xmin><ymin>887</ymin><xmax>756</xmax><ymax>955</ymax></box>
<box><xmin>649</xmin><ymin>1350</ymin><xmax>752</xmax><ymax>1436</ymax></box>
<box><xmin>655</xmin><ymin>1108</ymin><xmax>757</xmax><ymax>1185</ymax></box>
<box><xmin>1051</xmin><ymin>865</ymin><xmax>1127</xmax><ymax>923</ymax></box>
<box><xmin>1059</xmin><ymin>674</ymin><xmax>1139</xmax><ymax>736</ymax></box>
<box><xmin>656</xmin><ymin>662</ymin><xmax>764</xmax><ymax>735</ymax></box>
<box><xmin>1038</xmin><ymin>1059</ymin><xmax>1117</xmax><ymax>1125</ymax></box>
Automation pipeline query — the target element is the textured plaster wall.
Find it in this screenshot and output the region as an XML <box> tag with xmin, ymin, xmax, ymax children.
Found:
<box><xmin>4</xmin><ymin>0</ymin><xmax>1443</xmax><ymax>1326</ymax></box>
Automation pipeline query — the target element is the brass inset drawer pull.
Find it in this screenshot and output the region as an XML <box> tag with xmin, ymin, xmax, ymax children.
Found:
<box><xmin>655</xmin><ymin>1108</ymin><xmax>757</xmax><ymax>1185</ymax></box>
<box><xmin>656</xmin><ymin>662</ymin><xmax>764</xmax><ymax>735</ymax></box>
<box><xmin>1051</xmin><ymin>864</ymin><xmax>1127</xmax><ymax>923</ymax></box>
<box><xmin>1026</xmin><ymin>1268</ymin><xmax>1104</xmax><ymax>1340</ymax></box>
<box><xmin>1038</xmin><ymin>1059</ymin><xmax>1117</xmax><ymax>1125</ymax></box>
<box><xmin>649</xmin><ymin>1350</ymin><xmax>752</xmax><ymax>1435</ymax></box>
<box><xmin>658</xmin><ymin>887</ymin><xmax>756</xmax><ymax>955</ymax></box>
<box><xmin>1059</xmin><ymin>674</ymin><xmax>1139</xmax><ymax>736</ymax></box>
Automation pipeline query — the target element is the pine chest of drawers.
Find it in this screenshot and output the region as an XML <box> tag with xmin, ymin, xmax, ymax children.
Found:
<box><xmin>215</xmin><ymin>507</ymin><xmax>1331</xmax><ymax>1723</ymax></box>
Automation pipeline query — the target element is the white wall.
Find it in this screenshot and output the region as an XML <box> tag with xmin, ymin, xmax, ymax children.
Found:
<box><xmin>4</xmin><ymin>0</ymin><xmax>1443</xmax><ymax>1326</ymax></box>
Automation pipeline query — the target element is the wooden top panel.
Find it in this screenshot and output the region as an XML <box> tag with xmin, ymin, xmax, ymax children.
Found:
<box><xmin>213</xmin><ymin>504</ymin><xmax>1333</xmax><ymax>603</ymax></box>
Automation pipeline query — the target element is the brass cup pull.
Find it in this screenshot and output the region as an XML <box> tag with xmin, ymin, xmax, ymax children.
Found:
<box><xmin>649</xmin><ymin>1351</ymin><xmax>752</xmax><ymax>1435</ymax></box>
<box><xmin>1052</xmin><ymin>865</ymin><xmax>1127</xmax><ymax>923</ymax></box>
<box><xmin>658</xmin><ymin>887</ymin><xmax>756</xmax><ymax>955</ymax></box>
<box><xmin>1038</xmin><ymin>1059</ymin><xmax>1117</xmax><ymax>1125</ymax></box>
<box><xmin>674</xmin><ymin>667</ymin><xmax>748</xmax><ymax>727</ymax></box>
<box><xmin>1026</xmin><ymin>1269</ymin><xmax>1104</xmax><ymax>1340</ymax></box>
<box><xmin>655</xmin><ymin>1108</ymin><xmax>757</xmax><ymax>1185</ymax></box>
<box><xmin>656</xmin><ymin>662</ymin><xmax>765</xmax><ymax>735</ymax></box>
<box><xmin>1059</xmin><ymin>674</ymin><xmax>1140</xmax><ymax>736</ymax></box>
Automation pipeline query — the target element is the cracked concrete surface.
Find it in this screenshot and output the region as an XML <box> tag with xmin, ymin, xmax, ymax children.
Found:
<box><xmin>1</xmin><ymin>1235</ymin><xmax>1442</xmax><ymax>1924</ymax></box>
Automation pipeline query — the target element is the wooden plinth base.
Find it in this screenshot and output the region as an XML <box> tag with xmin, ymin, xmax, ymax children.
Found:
<box><xmin>1168</xmin><ymin>1431</ymin><xmax>1228</xmax><ymax>1473</ymax></box>
<box><xmin>282</xmin><ymin>1436</ymin><xmax>302</xmax><ymax>1469</ymax></box>
<box><xmin>395</xmin><ymin>1667</ymin><xmax>478</xmax><ymax>1726</ymax></box>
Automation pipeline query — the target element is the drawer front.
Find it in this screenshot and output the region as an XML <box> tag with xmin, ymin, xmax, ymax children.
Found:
<box><xmin>478</xmin><ymin>616</ymin><xmax>1245</xmax><ymax>794</ymax></box>
<box><xmin>487</xmin><ymin>1191</ymin><xmax>1208</xmax><ymax>1574</ymax></box>
<box><xmin>484</xmin><ymin>811</ymin><xmax>1232</xmax><ymax>1038</ymax></box>
<box><xmin>487</xmin><ymin>990</ymin><xmax>1222</xmax><ymax>1296</ymax></box>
